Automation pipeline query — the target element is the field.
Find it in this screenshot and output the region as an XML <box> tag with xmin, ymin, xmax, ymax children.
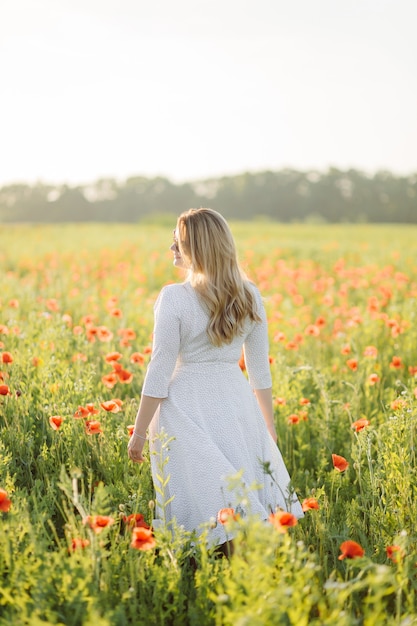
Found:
<box><xmin>1</xmin><ymin>221</ymin><xmax>417</xmax><ymax>625</ymax></box>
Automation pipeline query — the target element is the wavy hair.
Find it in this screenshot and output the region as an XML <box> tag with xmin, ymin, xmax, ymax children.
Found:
<box><xmin>176</xmin><ymin>208</ymin><xmax>261</xmax><ymax>346</ymax></box>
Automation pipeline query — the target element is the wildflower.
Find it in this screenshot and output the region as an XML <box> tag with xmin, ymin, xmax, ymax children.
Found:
<box><xmin>305</xmin><ymin>324</ymin><xmax>320</xmax><ymax>336</ymax></box>
<box><xmin>86</xmin><ymin>326</ymin><xmax>98</xmax><ymax>342</ymax></box>
<box><xmin>338</xmin><ymin>540</ymin><xmax>365</xmax><ymax>560</ymax></box>
<box><xmin>302</xmin><ymin>498</ymin><xmax>320</xmax><ymax>511</ymax></box>
<box><xmin>130</xmin><ymin>352</ymin><xmax>145</xmax><ymax>365</ymax></box>
<box><xmin>0</xmin><ymin>489</ymin><xmax>11</xmax><ymax>512</ymax></box>
<box><xmin>8</xmin><ymin>299</ymin><xmax>19</xmax><ymax>308</ymax></box>
<box><xmin>97</xmin><ymin>326</ymin><xmax>114</xmax><ymax>342</ymax></box>
<box><xmin>346</xmin><ymin>358</ymin><xmax>358</xmax><ymax>371</ymax></box>
<box><xmin>351</xmin><ymin>418</ymin><xmax>370</xmax><ymax>432</ymax></box>
<box><xmin>287</xmin><ymin>414</ymin><xmax>300</xmax><ymax>425</ymax></box>
<box><xmin>101</xmin><ymin>373</ymin><xmax>118</xmax><ymax>389</ymax></box>
<box><xmin>268</xmin><ymin>511</ymin><xmax>298</xmax><ymax>533</ymax></box>
<box><xmin>274</xmin><ymin>397</ymin><xmax>286</xmax><ymax>406</ymax></box>
<box><xmin>386</xmin><ymin>545</ymin><xmax>404</xmax><ymax>563</ymax></box>
<box><xmin>408</xmin><ymin>365</ymin><xmax>417</xmax><ymax>377</ymax></box>
<box><xmin>69</xmin><ymin>538</ymin><xmax>90</xmax><ymax>552</ymax></box>
<box><xmin>143</xmin><ymin>346</ymin><xmax>152</xmax><ymax>354</ymax></box>
<box><xmin>130</xmin><ymin>526</ymin><xmax>156</xmax><ymax>550</ymax></box>
<box><xmin>85</xmin><ymin>403</ymin><xmax>99</xmax><ymax>415</ymax></box>
<box><xmin>217</xmin><ymin>508</ymin><xmax>239</xmax><ymax>524</ymax></box>
<box><xmin>1</xmin><ymin>352</ymin><xmax>13</xmax><ymax>364</ymax></box>
<box><xmin>49</xmin><ymin>415</ymin><xmax>63</xmax><ymax>430</ymax></box>
<box><xmin>73</xmin><ymin>325</ymin><xmax>84</xmax><ymax>336</ymax></box>
<box><xmin>100</xmin><ymin>400</ymin><xmax>122</xmax><ymax>413</ymax></box>
<box><xmin>363</xmin><ymin>345</ymin><xmax>378</xmax><ymax>358</ymax></box>
<box><xmin>83</xmin><ymin>515</ymin><xmax>114</xmax><ymax>534</ymax></box>
<box><xmin>390</xmin><ymin>356</ymin><xmax>403</xmax><ymax>369</ymax></box>
<box><xmin>85</xmin><ymin>420</ymin><xmax>102</xmax><ymax>435</ymax></box>
<box><xmin>368</xmin><ymin>373</ymin><xmax>380</xmax><ymax>385</ymax></box>
<box><xmin>105</xmin><ymin>351</ymin><xmax>123</xmax><ymax>363</ymax></box>
<box><xmin>315</xmin><ymin>316</ymin><xmax>326</xmax><ymax>327</ymax></box>
<box><xmin>332</xmin><ymin>454</ymin><xmax>349</xmax><ymax>472</ymax></box>
<box><xmin>341</xmin><ymin>344</ymin><xmax>351</xmax><ymax>355</ymax></box>
<box><xmin>390</xmin><ymin>399</ymin><xmax>407</xmax><ymax>411</ymax></box>
<box><xmin>45</xmin><ymin>298</ymin><xmax>59</xmax><ymax>312</ymax></box>
<box><xmin>109</xmin><ymin>308</ymin><xmax>123</xmax><ymax>318</ymax></box>
<box><xmin>117</xmin><ymin>328</ymin><xmax>136</xmax><ymax>341</ymax></box>
<box><xmin>274</xmin><ymin>331</ymin><xmax>286</xmax><ymax>342</ymax></box>
<box><xmin>127</xmin><ymin>424</ymin><xmax>135</xmax><ymax>437</ymax></box>
<box><xmin>116</xmin><ymin>368</ymin><xmax>134</xmax><ymax>384</ymax></box>
<box><xmin>74</xmin><ymin>405</ymin><xmax>90</xmax><ymax>419</ymax></box>
<box><xmin>285</xmin><ymin>341</ymin><xmax>298</xmax><ymax>351</ymax></box>
<box><xmin>299</xmin><ymin>397</ymin><xmax>311</xmax><ymax>406</ymax></box>
<box><xmin>0</xmin><ymin>384</ymin><xmax>11</xmax><ymax>396</ymax></box>
<box><xmin>123</xmin><ymin>513</ymin><xmax>150</xmax><ymax>529</ymax></box>
<box><xmin>0</xmin><ymin>325</ymin><xmax>9</xmax><ymax>335</ymax></box>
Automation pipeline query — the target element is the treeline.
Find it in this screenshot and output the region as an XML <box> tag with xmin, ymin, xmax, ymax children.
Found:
<box><xmin>0</xmin><ymin>168</ymin><xmax>416</xmax><ymax>223</ymax></box>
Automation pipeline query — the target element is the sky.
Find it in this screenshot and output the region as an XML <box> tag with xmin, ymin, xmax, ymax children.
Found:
<box><xmin>1</xmin><ymin>0</ymin><xmax>416</xmax><ymax>187</ymax></box>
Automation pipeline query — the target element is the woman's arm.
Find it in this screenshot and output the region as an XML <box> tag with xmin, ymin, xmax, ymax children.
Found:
<box><xmin>127</xmin><ymin>395</ymin><xmax>164</xmax><ymax>463</ymax></box>
<box><xmin>254</xmin><ymin>387</ymin><xmax>277</xmax><ymax>443</ymax></box>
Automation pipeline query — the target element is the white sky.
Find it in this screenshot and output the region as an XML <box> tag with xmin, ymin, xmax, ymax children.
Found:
<box><xmin>1</xmin><ymin>0</ymin><xmax>416</xmax><ymax>186</ymax></box>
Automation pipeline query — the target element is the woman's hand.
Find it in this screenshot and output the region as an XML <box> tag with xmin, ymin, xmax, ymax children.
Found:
<box><xmin>127</xmin><ymin>435</ymin><xmax>146</xmax><ymax>464</ymax></box>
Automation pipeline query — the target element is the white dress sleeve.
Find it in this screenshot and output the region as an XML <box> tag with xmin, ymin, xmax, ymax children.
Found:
<box><xmin>243</xmin><ymin>287</ymin><xmax>272</xmax><ymax>390</ymax></box>
<box><xmin>141</xmin><ymin>286</ymin><xmax>181</xmax><ymax>398</ymax></box>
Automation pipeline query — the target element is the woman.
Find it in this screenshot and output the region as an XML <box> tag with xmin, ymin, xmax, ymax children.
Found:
<box><xmin>128</xmin><ymin>208</ymin><xmax>303</xmax><ymax>546</ymax></box>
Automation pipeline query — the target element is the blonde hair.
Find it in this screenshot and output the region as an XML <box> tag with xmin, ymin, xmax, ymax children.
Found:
<box><xmin>176</xmin><ymin>208</ymin><xmax>261</xmax><ymax>346</ymax></box>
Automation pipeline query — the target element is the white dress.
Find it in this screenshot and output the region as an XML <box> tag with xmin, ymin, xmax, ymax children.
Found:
<box><xmin>142</xmin><ymin>281</ymin><xmax>303</xmax><ymax>545</ymax></box>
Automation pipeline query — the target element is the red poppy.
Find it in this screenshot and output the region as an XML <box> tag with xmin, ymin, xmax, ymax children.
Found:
<box><xmin>97</xmin><ymin>326</ymin><xmax>113</xmax><ymax>342</ymax></box>
<box><xmin>0</xmin><ymin>488</ymin><xmax>11</xmax><ymax>512</ymax></box>
<box><xmin>73</xmin><ymin>325</ymin><xmax>84</xmax><ymax>336</ymax></box>
<box><xmin>390</xmin><ymin>399</ymin><xmax>407</xmax><ymax>411</ymax></box>
<box><xmin>74</xmin><ymin>405</ymin><xmax>90</xmax><ymax>419</ymax></box>
<box><xmin>363</xmin><ymin>345</ymin><xmax>378</xmax><ymax>358</ymax></box>
<box><xmin>351</xmin><ymin>418</ymin><xmax>370</xmax><ymax>432</ymax></box>
<box><xmin>105</xmin><ymin>351</ymin><xmax>123</xmax><ymax>363</ymax></box>
<box><xmin>338</xmin><ymin>540</ymin><xmax>365</xmax><ymax>560</ymax></box>
<box><xmin>123</xmin><ymin>513</ymin><xmax>150</xmax><ymax>529</ymax></box>
<box><xmin>109</xmin><ymin>308</ymin><xmax>123</xmax><ymax>318</ymax></box>
<box><xmin>390</xmin><ymin>356</ymin><xmax>403</xmax><ymax>369</ymax></box>
<box><xmin>408</xmin><ymin>365</ymin><xmax>417</xmax><ymax>377</ymax></box>
<box><xmin>217</xmin><ymin>508</ymin><xmax>239</xmax><ymax>524</ymax></box>
<box><xmin>117</xmin><ymin>328</ymin><xmax>136</xmax><ymax>341</ymax></box>
<box><xmin>49</xmin><ymin>415</ymin><xmax>63</xmax><ymax>430</ymax></box>
<box><xmin>274</xmin><ymin>397</ymin><xmax>286</xmax><ymax>406</ymax></box>
<box><xmin>305</xmin><ymin>324</ymin><xmax>320</xmax><ymax>336</ymax></box>
<box><xmin>130</xmin><ymin>526</ymin><xmax>156</xmax><ymax>550</ymax></box>
<box><xmin>268</xmin><ymin>511</ymin><xmax>298</xmax><ymax>533</ymax></box>
<box><xmin>299</xmin><ymin>397</ymin><xmax>311</xmax><ymax>406</ymax></box>
<box><xmin>346</xmin><ymin>359</ymin><xmax>358</xmax><ymax>371</ymax></box>
<box><xmin>101</xmin><ymin>373</ymin><xmax>118</xmax><ymax>389</ymax></box>
<box><xmin>45</xmin><ymin>298</ymin><xmax>60</xmax><ymax>312</ymax></box>
<box><xmin>100</xmin><ymin>400</ymin><xmax>121</xmax><ymax>413</ymax></box>
<box><xmin>69</xmin><ymin>538</ymin><xmax>90</xmax><ymax>552</ymax></box>
<box><xmin>8</xmin><ymin>299</ymin><xmax>19</xmax><ymax>308</ymax></box>
<box><xmin>127</xmin><ymin>424</ymin><xmax>135</xmax><ymax>437</ymax></box>
<box><xmin>315</xmin><ymin>316</ymin><xmax>326</xmax><ymax>327</ymax></box>
<box><xmin>143</xmin><ymin>346</ymin><xmax>152</xmax><ymax>354</ymax></box>
<box><xmin>86</xmin><ymin>326</ymin><xmax>98</xmax><ymax>342</ymax></box>
<box><xmin>332</xmin><ymin>454</ymin><xmax>349</xmax><ymax>472</ymax></box>
<box><xmin>302</xmin><ymin>497</ymin><xmax>320</xmax><ymax>512</ymax></box>
<box><xmin>340</xmin><ymin>344</ymin><xmax>351</xmax><ymax>355</ymax></box>
<box><xmin>85</xmin><ymin>420</ymin><xmax>102</xmax><ymax>435</ymax></box>
<box><xmin>368</xmin><ymin>373</ymin><xmax>380</xmax><ymax>385</ymax></box>
<box><xmin>85</xmin><ymin>403</ymin><xmax>99</xmax><ymax>415</ymax></box>
<box><xmin>285</xmin><ymin>341</ymin><xmax>299</xmax><ymax>351</ymax></box>
<box><xmin>0</xmin><ymin>384</ymin><xmax>11</xmax><ymax>396</ymax></box>
<box><xmin>287</xmin><ymin>414</ymin><xmax>300</xmax><ymax>425</ymax></box>
<box><xmin>116</xmin><ymin>368</ymin><xmax>133</xmax><ymax>384</ymax></box>
<box><xmin>386</xmin><ymin>545</ymin><xmax>403</xmax><ymax>563</ymax></box>
<box><xmin>83</xmin><ymin>515</ymin><xmax>114</xmax><ymax>533</ymax></box>
<box><xmin>1</xmin><ymin>352</ymin><xmax>13</xmax><ymax>364</ymax></box>
<box><xmin>130</xmin><ymin>352</ymin><xmax>145</xmax><ymax>365</ymax></box>
<box><xmin>0</xmin><ymin>325</ymin><xmax>9</xmax><ymax>335</ymax></box>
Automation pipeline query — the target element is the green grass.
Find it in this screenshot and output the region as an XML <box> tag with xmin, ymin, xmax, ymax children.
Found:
<box><xmin>0</xmin><ymin>222</ymin><xmax>417</xmax><ymax>625</ymax></box>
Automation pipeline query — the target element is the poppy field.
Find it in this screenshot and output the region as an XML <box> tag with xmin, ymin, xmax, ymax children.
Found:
<box><xmin>1</xmin><ymin>221</ymin><xmax>417</xmax><ymax>625</ymax></box>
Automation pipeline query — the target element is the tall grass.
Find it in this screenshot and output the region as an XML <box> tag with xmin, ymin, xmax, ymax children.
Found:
<box><xmin>0</xmin><ymin>222</ymin><xmax>416</xmax><ymax>625</ymax></box>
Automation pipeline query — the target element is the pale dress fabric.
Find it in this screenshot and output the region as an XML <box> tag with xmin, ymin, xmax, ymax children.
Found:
<box><xmin>142</xmin><ymin>281</ymin><xmax>303</xmax><ymax>545</ymax></box>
